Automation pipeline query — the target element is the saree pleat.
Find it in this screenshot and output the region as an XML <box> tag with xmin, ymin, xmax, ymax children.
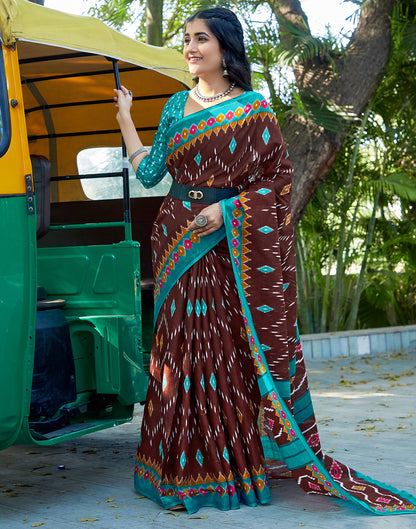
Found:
<box><xmin>136</xmin><ymin>242</ymin><xmax>270</xmax><ymax>512</ymax></box>
<box><xmin>134</xmin><ymin>90</ymin><xmax>416</xmax><ymax>515</ymax></box>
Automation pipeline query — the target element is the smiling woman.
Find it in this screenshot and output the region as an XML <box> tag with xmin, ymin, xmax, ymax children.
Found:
<box><xmin>108</xmin><ymin>4</ymin><xmax>416</xmax><ymax>517</ymax></box>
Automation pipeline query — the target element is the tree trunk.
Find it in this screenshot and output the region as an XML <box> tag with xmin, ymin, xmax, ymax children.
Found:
<box><xmin>274</xmin><ymin>0</ymin><xmax>397</xmax><ymax>226</ymax></box>
<box><xmin>146</xmin><ymin>0</ymin><xmax>163</xmax><ymax>46</ymax></box>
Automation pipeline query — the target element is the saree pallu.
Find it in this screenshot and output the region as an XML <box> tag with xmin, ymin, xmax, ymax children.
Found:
<box><xmin>134</xmin><ymin>91</ymin><xmax>416</xmax><ymax>515</ymax></box>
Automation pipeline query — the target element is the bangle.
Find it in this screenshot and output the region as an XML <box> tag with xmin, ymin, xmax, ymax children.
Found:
<box><xmin>129</xmin><ymin>147</ymin><xmax>148</xmax><ymax>164</ymax></box>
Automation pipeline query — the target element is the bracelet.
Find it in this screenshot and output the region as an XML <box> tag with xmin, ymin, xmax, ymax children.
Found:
<box><xmin>129</xmin><ymin>147</ymin><xmax>148</xmax><ymax>164</ymax></box>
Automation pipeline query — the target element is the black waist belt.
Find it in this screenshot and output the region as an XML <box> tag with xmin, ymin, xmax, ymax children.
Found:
<box><xmin>168</xmin><ymin>181</ymin><xmax>239</xmax><ymax>204</ymax></box>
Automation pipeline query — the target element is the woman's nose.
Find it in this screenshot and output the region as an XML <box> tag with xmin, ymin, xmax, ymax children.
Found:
<box><xmin>188</xmin><ymin>38</ymin><xmax>198</xmax><ymax>52</ymax></box>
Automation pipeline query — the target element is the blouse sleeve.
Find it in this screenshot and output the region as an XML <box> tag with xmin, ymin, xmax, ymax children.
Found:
<box><xmin>135</xmin><ymin>90</ymin><xmax>188</xmax><ymax>188</ymax></box>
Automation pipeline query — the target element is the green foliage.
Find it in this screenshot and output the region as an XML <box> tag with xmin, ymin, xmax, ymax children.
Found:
<box><xmin>88</xmin><ymin>0</ymin><xmax>139</xmax><ymax>31</ymax></box>
<box><xmin>275</xmin><ymin>15</ymin><xmax>344</xmax><ymax>68</ymax></box>
<box><xmin>369</xmin><ymin>172</ymin><xmax>416</xmax><ymax>202</ymax></box>
<box><xmin>288</xmin><ymin>91</ymin><xmax>358</xmax><ymax>133</ymax></box>
<box><xmin>296</xmin><ymin>1</ymin><xmax>416</xmax><ymax>333</ymax></box>
<box><xmin>88</xmin><ymin>0</ymin><xmax>208</xmax><ymax>45</ymax></box>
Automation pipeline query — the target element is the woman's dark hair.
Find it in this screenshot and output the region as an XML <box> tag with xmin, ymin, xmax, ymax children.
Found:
<box><xmin>186</xmin><ymin>7</ymin><xmax>252</xmax><ymax>91</ymax></box>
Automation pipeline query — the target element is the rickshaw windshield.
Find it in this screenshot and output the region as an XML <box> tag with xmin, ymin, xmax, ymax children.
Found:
<box><xmin>0</xmin><ymin>45</ymin><xmax>11</xmax><ymax>157</ymax></box>
<box><xmin>77</xmin><ymin>147</ymin><xmax>172</xmax><ymax>200</ymax></box>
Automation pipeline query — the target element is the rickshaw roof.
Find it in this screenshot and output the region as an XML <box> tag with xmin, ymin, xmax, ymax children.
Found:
<box><xmin>0</xmin><ymin>0</ymin><xmax>191</xmax><ymax>86</ymax></box>
<box><xmin>0</xmin><ymin>0</ymin><xmax>192</xmax><ymax>190</ymax></box>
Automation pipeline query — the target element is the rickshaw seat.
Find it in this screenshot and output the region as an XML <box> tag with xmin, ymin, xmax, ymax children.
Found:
<box><xmin>31</xmin><ymin>154</ymin><xmax>51</xmax><ymax>238</ymax></box>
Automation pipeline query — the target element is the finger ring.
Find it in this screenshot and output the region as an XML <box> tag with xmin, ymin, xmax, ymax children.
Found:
<box><xmin>195</xmin><ymin>214</ymin><xmax>208</xmax><ymax>228</ymax></box>
<box><xmin>128</xmin><ymin>90</ymin><xmax>133</xmax><ymax>98</ymax></box>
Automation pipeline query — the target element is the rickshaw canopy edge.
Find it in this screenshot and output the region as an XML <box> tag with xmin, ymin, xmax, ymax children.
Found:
<box><xmin>0</xmin><ymin>0</ymin><xmax>192</xmax><ymax>87</ymax></box>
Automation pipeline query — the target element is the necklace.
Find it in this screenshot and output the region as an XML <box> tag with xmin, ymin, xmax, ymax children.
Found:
<box><xmin>194</xmin><ymin>82</ymin><xmax>236</xmax><ymax>103</ymax></box>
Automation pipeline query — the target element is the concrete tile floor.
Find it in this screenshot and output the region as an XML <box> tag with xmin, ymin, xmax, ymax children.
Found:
<box><xmin>1</xmin><ymin>349</ymin><xmax>415</xmax><ymax>529</ymax></box>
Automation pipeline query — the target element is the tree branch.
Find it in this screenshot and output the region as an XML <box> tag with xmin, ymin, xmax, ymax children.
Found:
<box><xmin>271</xmin><ymin>0</ymin><xmax>309</xmax><ymax>33</ymax></box>
<box><xmin>274</xmin><ymin>0</ymin><xmax>397</xmax><ymax>225</ymax></box>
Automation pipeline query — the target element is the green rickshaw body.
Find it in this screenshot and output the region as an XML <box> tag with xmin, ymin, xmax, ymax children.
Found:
<box><xmin>0</xmin><ymin>0</ymin><xmax>191</xmax><ymax>450</ymax></box>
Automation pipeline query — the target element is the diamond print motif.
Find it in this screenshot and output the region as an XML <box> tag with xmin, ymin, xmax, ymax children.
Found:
<box><xmin>171</xmin><ymin>300</ymin><xmax>176</xmax><ymax>316</ymax></box>
<box><xmin>210</xmin><ymin>373</ymin><xmax>217</xmax><ymax>390</ymax></box>
<box><xmin>261</xmin><ymin>344</ymin><xmax>271</xmax><ymax>352</ymax></box>
<box><xmin>201</xmin><ymin>299</ymin><xmax>207</xmax><ymax>316</ymax></box>
<box><xmin>258</xmin><ymin>265</ymin><xmax>275</xmax><ymax>273</ymax></box>
<box><xmin>256</xmin><ymin>188</ymin><xmax>272</xmax><ymax>195</ymax></box>
<box><xmin>162</xmin><ymin>224</ymin><xmax>167</xmax><ymax>236</ymax></box>
<box><xmin>184</xmin><ymin>375</ymin><xmax>190</xmax><ymax>392</ymax></box>
<box><xmin>183</xmin><ymin>201</ymin><xmax>191</xmax><ymax>210</ymax></box>
<box><xmin>180</xmin><ymin>451</ymin><xmax>186</xmax><ymax>469</ymax></box>
<box><xmin>229</xmin><ymin>137</ymin><xmax>236</xmax><ymax>153</ymax></box>
<box><xmin>201</xmin><ymin>376</ymin><xmax>205</xmax><ymax>391</ymax></box>
<box><xmin>159</xmin><ymin>440</ymin><xmax>164</xmax><ymax>458</ymax></box>
<box><xmin>195</xmin><ymin>300</ymin><xmax>201</xmax><ymax>316</ymax></box>
<box><xmin>187</xmin><ymin>300</ymin><xmax>193</xmax><ymax>316</ymax></box>
<box><xmin>162</xmin><ymin>374</ymin><xmax>167</xmax><ymax>391</ymax></box>
<box><xmin>258</xmin><ymin>226</ymin><xmax>273</xmax><ymax>234</ymax></box>
<box><xmin>262</xmin><ymin>127</ymin><xmax>270</xmax><ymax>144</ymax></box>
<box><xmin>283</xmin><ymin>282</ymin><xmax>290</xmax><ymax>292</ymax></box>
<box><xmin>196</xmin><ymin>449</ymin><xmax>204</xmax><ymax>466</ymax></box>
<box><xmin>257</xmin><ymin>305</ymin><xmax>273</xmax><ymax>313</ymax></box>
<box><xmin>223</xmin><ymin>447</ymin><xmax>230</xmax><ymax>463</ymax></box>
<box><xmin>194</xmin><ymin>152</ymin><xmax>201</xmax><ymax>165</ymax></box>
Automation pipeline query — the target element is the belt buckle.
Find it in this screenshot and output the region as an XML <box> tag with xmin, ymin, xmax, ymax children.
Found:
<box><xmin>188</xmin><ymin>190</ymin><xmax>204</xmax><ymax>200</ymax></box>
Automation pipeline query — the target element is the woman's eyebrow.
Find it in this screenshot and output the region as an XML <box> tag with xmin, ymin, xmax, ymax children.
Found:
<box><xmin>184</xmin><ymin>31</ymin><xmax>210</xmax><ymax>37</ymax></box>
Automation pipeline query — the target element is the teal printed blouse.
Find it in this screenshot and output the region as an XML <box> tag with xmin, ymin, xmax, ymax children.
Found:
<box><xmin>136</xmin><ymin>91</ymin><xmax>189</xmax><ymax>188</ymax></box>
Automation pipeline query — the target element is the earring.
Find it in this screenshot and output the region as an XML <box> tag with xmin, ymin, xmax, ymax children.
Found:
<box><xmin>222</xmin><ymin>57</ymin><xmax>229</xmax><ymax>78</ymax></box>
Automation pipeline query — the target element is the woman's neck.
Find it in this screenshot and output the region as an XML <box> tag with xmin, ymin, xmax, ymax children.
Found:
<box><xmin>196</xmin><ymin>77</ymin><xmax>232</xmax><ymax>97</ymax></box>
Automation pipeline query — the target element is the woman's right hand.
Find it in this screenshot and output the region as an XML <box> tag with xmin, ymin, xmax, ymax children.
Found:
<box><xmin>112</xmin><ymin>85</ymin><xmax>147</xmax><ymax>172</ymax></box>
<box><xmin>113</xmin><ymin>85</ymin><xmax>133</xmax><ymax>122</ymax></box>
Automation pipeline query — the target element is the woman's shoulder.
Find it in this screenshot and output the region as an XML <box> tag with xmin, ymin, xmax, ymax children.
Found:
<box><xmin>161</xmin><ymin>90</ymin><xmax>189</xmax><ymax>119</ymax></box>
<box><xmin>165</xmin><ymin>90</ymin><xmax>190</xmax><ymax>107</ymax></box>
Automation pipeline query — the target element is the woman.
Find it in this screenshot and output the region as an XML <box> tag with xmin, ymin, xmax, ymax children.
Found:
<box><xmin>114</xmin><ymin>7</ymin><xmax>416</xmax><ymax>516</ymax></box>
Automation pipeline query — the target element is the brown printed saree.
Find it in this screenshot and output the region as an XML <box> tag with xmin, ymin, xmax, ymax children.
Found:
<box><xmin>134</xmin><ymin>90</ymin><xmax>416</xmax><ymax>515</ymax></box>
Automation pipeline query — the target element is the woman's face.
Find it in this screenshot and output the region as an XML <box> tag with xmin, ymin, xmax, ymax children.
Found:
<box><xmin>184</xmin><ymin>19</ymin><xmax>224</xmax><ymax>81</ymax></box>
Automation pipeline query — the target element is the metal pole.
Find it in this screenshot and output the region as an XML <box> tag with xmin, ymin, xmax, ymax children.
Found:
<box><xmin>111</xmin><ymin>59</ymin><xmax>132</xmax><ymax>241</ymax></box>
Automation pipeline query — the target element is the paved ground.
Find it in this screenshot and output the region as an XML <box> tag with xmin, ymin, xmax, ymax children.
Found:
<box><xmin>1</xmin><ymin>348</ymin><xmax>416</xmax><ymax>529</ymax></box>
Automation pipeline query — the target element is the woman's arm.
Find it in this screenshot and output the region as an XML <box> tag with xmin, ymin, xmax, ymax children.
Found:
<box><xmin>114</xmin><ymin>86</ymin><xmax>148</xmax><ymax>172</ymax></box>
<box><xmin>114</xmin><ymin>88</ymin><xmax>187</xmax><ymax>188</ymax></box>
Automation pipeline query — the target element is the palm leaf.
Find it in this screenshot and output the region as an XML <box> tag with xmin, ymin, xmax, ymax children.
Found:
<box><xmin>287</xmin><ymin>91</ymin><xmax>358</xmax><ymax>133</ymax></box>
<box><xmin>275</xmin><ymin>16</ymin><xmax>341</xmax><ymax>67</ymax></box>
<box><xmin>369</xmin><ymin>172</ymin><xmax>416</xmax><ymax>201</ymax></box>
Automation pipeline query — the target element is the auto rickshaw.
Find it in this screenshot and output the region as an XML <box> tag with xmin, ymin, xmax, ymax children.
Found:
<box><xmin>0</xmin><ymin>0</ymin><xmax>191</xmax><ymax>450</ymax></box>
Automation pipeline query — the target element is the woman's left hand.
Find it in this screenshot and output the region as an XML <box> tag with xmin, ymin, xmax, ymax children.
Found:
<box><xmin>189</xmin><ymin>202</ymin><xmax>223</xmax><ymax>237</ymax></box>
